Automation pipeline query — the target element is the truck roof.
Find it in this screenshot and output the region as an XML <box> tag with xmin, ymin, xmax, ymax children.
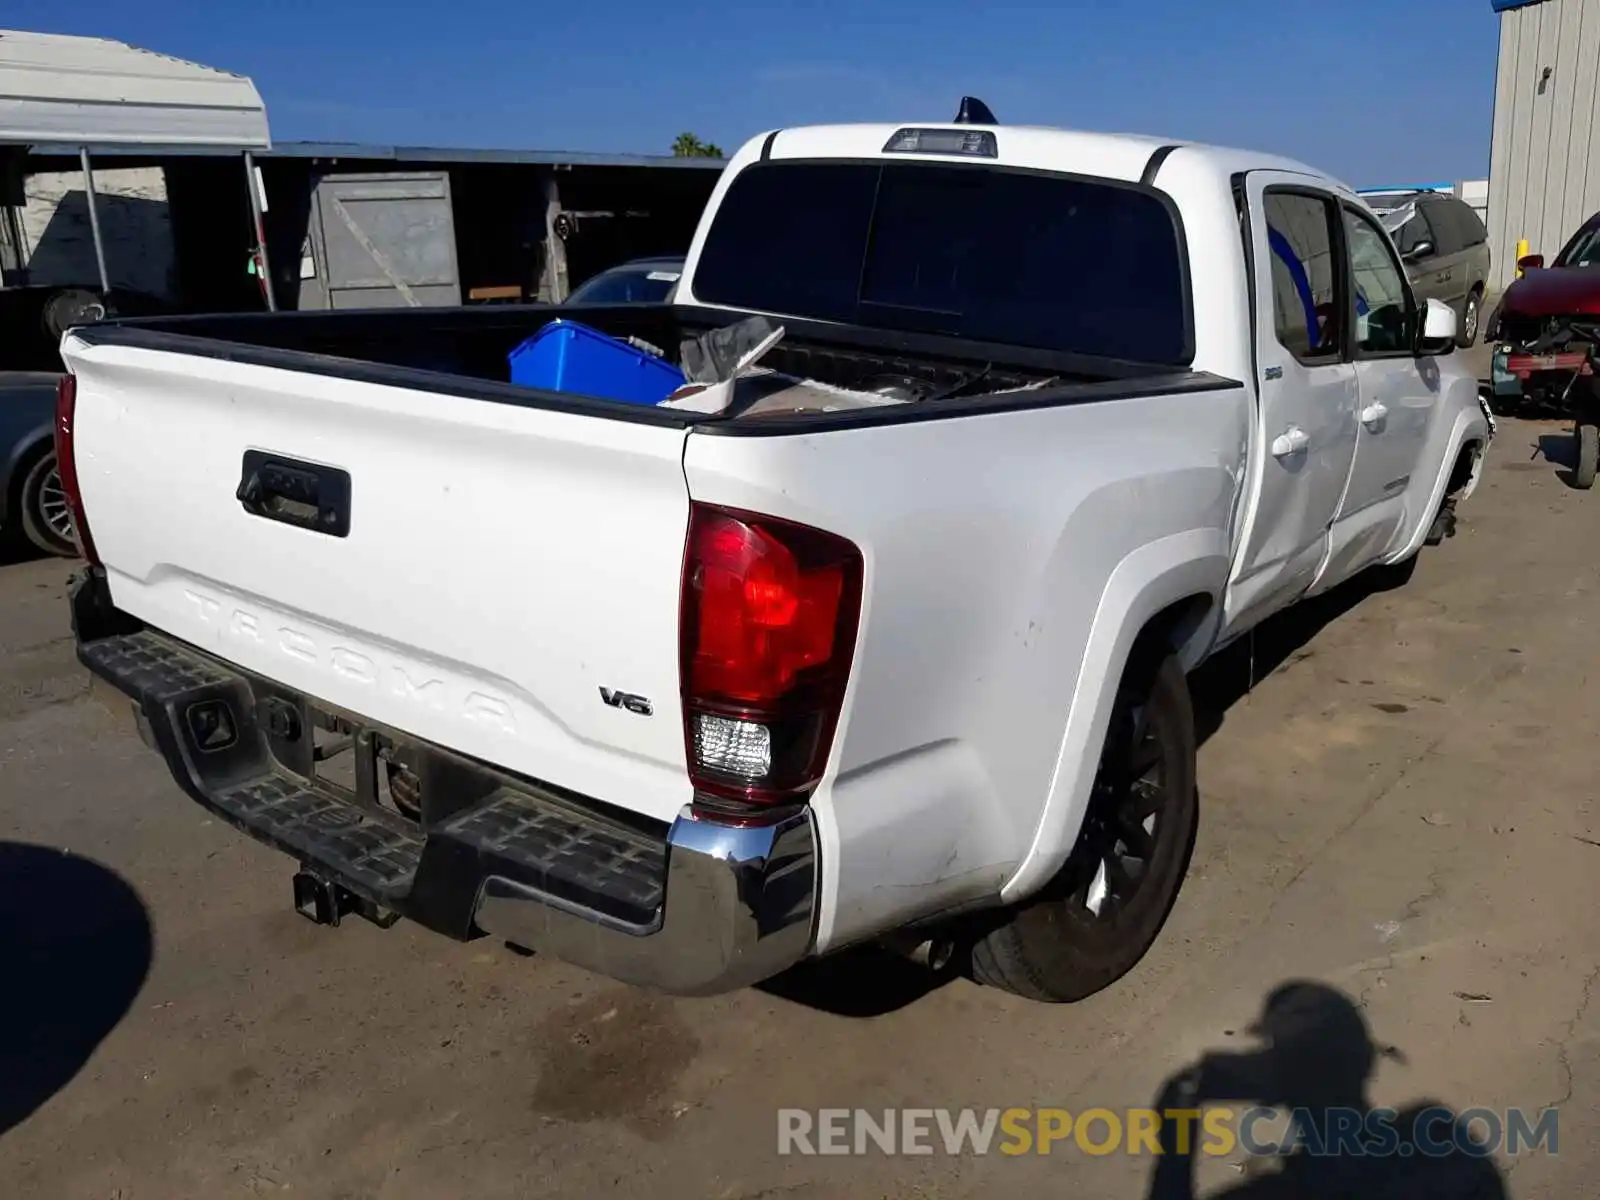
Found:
<box><xmin>745</xmin><ymin>122</ymin><xmax>1352</xmax><ymax>197</ymax></box>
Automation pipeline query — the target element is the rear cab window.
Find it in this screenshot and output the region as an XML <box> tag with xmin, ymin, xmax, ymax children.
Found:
<box><xmin>691</xmin><ymin>159</ymin><xmax>1193</xmax><ymax>365</ymax></box>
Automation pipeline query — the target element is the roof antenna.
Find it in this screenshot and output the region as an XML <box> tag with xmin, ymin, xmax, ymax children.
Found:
<box><xmin>954</xmin><ymin>96</ymin><xmax>997</xmax><ymax>125</ymax></box>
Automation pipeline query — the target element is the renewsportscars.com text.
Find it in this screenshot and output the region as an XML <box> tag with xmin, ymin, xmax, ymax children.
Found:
<box><xmin>776</xmin><ymin>1106</ymin><xmax>1558</xmax><ymax>1159</ymax></box>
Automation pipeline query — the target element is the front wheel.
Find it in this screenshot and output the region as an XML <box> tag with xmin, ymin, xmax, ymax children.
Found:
<box><xmin>970</xmin><ymin>651</ymin><xmax>1197</xmax><ymax>1002</ymax></box>
<box><xmin>1457</xmin><ymin>290</ymin><xmax>1481</xmax><ymax>349</ymax></box>
<box><xmin>1574</xmin><ymin>422</ymin><xmax>1598</xmax><ymax>490</ymax></box>
<box><xmin>18</xmin><ymin>449</ymin><xmax>79</xmax><ymax>558</ymax></box>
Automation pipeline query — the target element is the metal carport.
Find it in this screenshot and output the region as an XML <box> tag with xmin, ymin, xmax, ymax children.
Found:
<box><xmin>0</xmin><ymin>28</ymin><xmax>274</xmax><ymax>303</ymax></box>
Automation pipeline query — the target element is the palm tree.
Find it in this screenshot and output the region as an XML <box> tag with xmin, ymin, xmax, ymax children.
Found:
<box><xmin>672</xmin><ymin>132</ymin><xmax>725</xmax><ymax>159</ymax></box>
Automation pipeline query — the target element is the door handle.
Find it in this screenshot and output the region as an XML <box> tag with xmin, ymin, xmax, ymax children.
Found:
<box><xmin>1360</xmin><ymin>402</ymin><xmax>1389</xmax><ymax>428</ymax></box>
<box><xmin>237</xmin><ymin>450</ymin><xmax>352</xmax><ymax>537</ymax></box>
<box><xmin>1271</xmin><ymin>426</ymin><xmax>1310</xmax><ymax>458</ymax></box>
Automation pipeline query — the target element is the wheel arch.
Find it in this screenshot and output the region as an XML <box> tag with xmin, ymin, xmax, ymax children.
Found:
<box><xmin>1390</xmin><ymin>386</ymin><xmax>1491</xmax><ymax>564</ymax></box>
<box><xmin>1001</xmin><ymin>528</ymin><xmax>1228</xmax><ymax>904</ymax></box>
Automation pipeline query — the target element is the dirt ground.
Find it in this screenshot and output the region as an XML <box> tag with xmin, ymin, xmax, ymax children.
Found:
<box><xmin>2</xmin><ymin>397</ymin><xmax>1598</xmax><ymax>1198</ymax></box>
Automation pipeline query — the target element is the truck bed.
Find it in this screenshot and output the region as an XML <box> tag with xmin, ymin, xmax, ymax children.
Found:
<box><xmin>73</xmin><ymin>302</ymin><xmax>1224</xmax><ymax>429</ymax></box>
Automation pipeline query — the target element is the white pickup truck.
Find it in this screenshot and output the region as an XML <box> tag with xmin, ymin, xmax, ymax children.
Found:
<box><xmin>63</xmin><ymin>106</ymin><xmax>1492</xmax><ymax>1003</ymax></box>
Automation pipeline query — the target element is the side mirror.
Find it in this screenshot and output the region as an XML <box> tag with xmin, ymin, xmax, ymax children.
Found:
<box><xmin>1405</xmin><ymin>239</ymin><xmax>1436</xmax><ymax>262</ymax></box>
<box><xmin>1415</xmin><ymin>297</ymin><xmax>1457</xmax><ymax>356</ymax></box>
<box><xmin>1518</xmin><ymin>253</ymin><xmax>1544</xmax><ymax>271</ymax></box>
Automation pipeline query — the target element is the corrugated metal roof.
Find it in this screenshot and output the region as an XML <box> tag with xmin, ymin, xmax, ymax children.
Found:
<box><xmin>24</xmin><ymin>138</ymin><xmax>724</xmax><ymax>169</ymax></box>
<box><xmin>0</xmin><ymin>28</ymin><xmax>269</xmax><ymax>149</ymax></box>
<box><xmin>261</xmin><ymin>141</ymin><xmax>725</xmax><ymax>167</ymax></box>
<box><xmin>1492</xmin><ymin>0</ymin><xmax>1545</xmax><ymax>12</ymax></box>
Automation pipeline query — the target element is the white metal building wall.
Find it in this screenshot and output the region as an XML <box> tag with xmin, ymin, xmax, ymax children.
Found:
<box><xmin>1486</xmin><ymin>0</ymin><xmax>1600</xmax><ymax>289</ymax></box>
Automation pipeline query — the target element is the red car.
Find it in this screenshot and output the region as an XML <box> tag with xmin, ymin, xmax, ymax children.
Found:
<box><xmin>1488</xmin><ymin>209</ymin><xmax>1600</xmax><ymax>487</ymax></box>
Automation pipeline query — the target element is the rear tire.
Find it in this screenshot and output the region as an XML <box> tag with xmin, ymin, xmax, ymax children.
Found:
<box><xmin>1575</xmin><ymin>422</ymin><xmax>1599</xmax><ymax>490</ymax></box>
<box><xmin>17</xmin><ymin>448</ymin><xmax>78</xmax><ymax>558</ymax></box>
<box><xmin>970</xmin><ymin>651</ymin><xmax>1197</xmax><ymax>1002</ymax></box>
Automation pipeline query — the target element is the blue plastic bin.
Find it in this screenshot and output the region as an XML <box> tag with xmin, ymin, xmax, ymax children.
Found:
<box><xmin>508</xmin><ymin>319</ymin><xmax>684</xmax><ymax>406</ymax></box>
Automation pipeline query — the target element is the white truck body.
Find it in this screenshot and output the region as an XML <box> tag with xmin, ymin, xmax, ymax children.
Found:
<box><xmin>63</xmin><ymin>115</ymin><xmax>1492</xmax><ymax>999</ymax></box>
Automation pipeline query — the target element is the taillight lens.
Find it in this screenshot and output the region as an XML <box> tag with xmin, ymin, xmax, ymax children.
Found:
<box><xmin>680</xmin><ymin>504</ymin><xmax>862</xmax><ymax>812</ymax></box>
<box><xmin>53</xmin><ymin>374</ymin><xmax>99</xmax><ymax>565</ymax></box>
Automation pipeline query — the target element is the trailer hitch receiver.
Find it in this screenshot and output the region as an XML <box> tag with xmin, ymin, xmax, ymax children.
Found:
<box><xmin>293</xmin><ymin>870</ymin><xmax>399</xmax><ymax>929</ymax></box>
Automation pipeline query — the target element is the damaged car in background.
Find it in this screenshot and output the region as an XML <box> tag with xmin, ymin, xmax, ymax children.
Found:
<box><xmin>1486</xmin><ymin>208</ymin><xmax>1600</xmax><ymax>488</ymax></box>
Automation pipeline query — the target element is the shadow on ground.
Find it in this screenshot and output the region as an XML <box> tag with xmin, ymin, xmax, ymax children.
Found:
<box><xmin>0</xmin><ymin>538</ymin><xmax>46</xmax><ymax>569</ymax></box>
<box><xmin>1534</xmin><ymin>431</ymin><xmax>1589</xmax><ymax>489</ymax></box>
<box><xmin>1189</xmin><ymin>568</ymin><xmax>1405</xmax><ymax>747</ymax></box>
<box><xmin>759</xmin><ymin>945</ymin><xmax>953</xmax><ymax>1017</ymax></box>
<box><xmin>1145</xmin><ymin>980</ymin><xmax>1510</xmax><ymax>1198</ymax></box>
<box><xmin>0</xmin><ymin>842</ymin><xmax>152</xmax><ymax>1136</ymax></box>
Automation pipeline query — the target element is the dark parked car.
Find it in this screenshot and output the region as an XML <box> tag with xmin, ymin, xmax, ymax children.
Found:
<box><xmin>1366</xmin><ymin>191</ymin><xmax>1491</xmax><ymax>347</ymax></box>
<box><xmin>564</xmin><ymin>256</ymin><xmax>684</xmax><ymax>305</ymax></box>
<box><xmin>0</xmin><ymin>371</ymin><xmax>76</xmax><ymax>557</ymax></box>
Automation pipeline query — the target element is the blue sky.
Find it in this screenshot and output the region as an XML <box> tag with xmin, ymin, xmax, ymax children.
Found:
<box><xmin>12</xmin><ymin>0</ymin><xmax>1501</xmax><ymax>186</ymax></box>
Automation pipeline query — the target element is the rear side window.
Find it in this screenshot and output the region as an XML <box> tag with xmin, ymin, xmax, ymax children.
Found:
<box><xmin>1425</xmin><ymin>197</ymin><xmax>1487</xmax><ymax>253</ymax></box>
<box><xmin>1421</xmin><ymin>199</ymin><xmax>1465</xmax><ymax>255</ymax></box>
<box><xmin>1262</xmin><ymin>191</ymin><xmax>1341</xmax><ymax>361</ymax></box>
<box><xmin>1452</xmin><ymin>197</ymin><xmax>1488</xmax><ymax>248</ymax></box>
<box><xmin>693</xmin><ymin>160</ymin><xmax>1192</xmax><ymax>364</ymax></box>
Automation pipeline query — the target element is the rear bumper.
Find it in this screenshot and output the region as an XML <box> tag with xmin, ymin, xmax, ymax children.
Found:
<box><xmin>71</xmin><ymin>569</ymin><xmax>816</xmax><ymax>996</ymax></box>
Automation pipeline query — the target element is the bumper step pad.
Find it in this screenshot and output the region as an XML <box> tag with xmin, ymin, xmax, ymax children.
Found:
<box><xmin>80</xmin><ymin>628</ymin><xmax>667</xmax><ymax>927</ymax></box>
<box><xmin>216</xmin><ymin>773</ymin><xmax>424</xmax><ymax>900</ymax></box>
<box><xmin>440</xmin><ymin>790</ymin><xmax>666</xmax><ymax>930</ymax></box>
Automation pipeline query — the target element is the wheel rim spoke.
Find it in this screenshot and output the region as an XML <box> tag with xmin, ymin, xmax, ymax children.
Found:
<box><xmin>1084</xmin><ymin>857</ymin><xmax>1110</xmax><ymax>917</ymax></box>
<box><xmin>1126</xmin><ymin>776</ymin><xmax>1164</xmax><ymax>821</ymax></box>
<box><xmin>1116</xmin><ymin>809</ymin><xmax>1156</xmax><ymax>858</ymax></box>
<box><xmin>38</xmin><ymin>468</ymin><xmax>76</xmax><ymax>541</ymax></box>
<box><xmin>1077</xmin><ymin>692</ymin><xmax>1172</xmax><ymax>922</ymax></box>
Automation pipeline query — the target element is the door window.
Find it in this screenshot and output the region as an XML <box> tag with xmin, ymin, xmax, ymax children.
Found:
<box><xmin>1555</xmin><ymin>215</ymin><xmax>1600</xmax><ymax>268</ymax></box>
<box><xmin>1263</xmin><ymin>191</ymin><xmax>1342</xmax><ymax>362</ymax></box>
<box><xmin>1343</xmin><ymin>209</ymin><xmax>1413</xmax><ymax>355</ymax></box>
<box><xmin>1395</xmin><ymin>207</ymin><xmax>1438</xmax><ymax>259</ymax></box>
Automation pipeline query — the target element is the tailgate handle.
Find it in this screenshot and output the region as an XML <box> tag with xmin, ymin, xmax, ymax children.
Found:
<box><xmin>236</xmin><ymin>451</ymin><xmax>351</xmax><ymax>538</ymax></box>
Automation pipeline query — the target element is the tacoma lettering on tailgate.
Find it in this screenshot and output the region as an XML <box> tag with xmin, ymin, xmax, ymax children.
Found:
<box><xmin>183</xmin><ymin>588</ymin><xmax>517</xmax><ymax>733</ymax></box>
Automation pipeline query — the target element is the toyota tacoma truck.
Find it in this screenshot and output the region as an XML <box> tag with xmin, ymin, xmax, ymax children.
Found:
<box><xmin>62</xmin><ymin>106</ymin><xmax>1493</xmax><ymax>1003</ymax></box>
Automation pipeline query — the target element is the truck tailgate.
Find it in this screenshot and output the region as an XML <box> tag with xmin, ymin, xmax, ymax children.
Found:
<box><xmin>65</xmin><ymin>338</ymin><xmax>695</xmax><ymax>824</ymax></box>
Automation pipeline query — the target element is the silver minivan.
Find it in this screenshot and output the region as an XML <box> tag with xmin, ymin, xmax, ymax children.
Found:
<box><xmin>1365</xmin><ymin>191</ymin><xmax>1492</xmax><ymax>348</ymax></box>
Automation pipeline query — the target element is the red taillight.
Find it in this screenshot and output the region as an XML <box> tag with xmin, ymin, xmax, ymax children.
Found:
<box><xmin>53</xmin><ymin>374</ymin><xmax>99</xmax><ymax>565</ymax></box>
<box><xmin>680</xmin><ymin>504</ymin><xmax>862</xmax><ymax>812</ymax></box>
